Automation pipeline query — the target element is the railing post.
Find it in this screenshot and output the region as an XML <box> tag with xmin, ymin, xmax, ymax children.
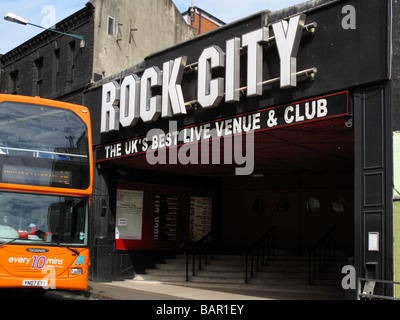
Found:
<box><xmin>192</xmin><ymin>252</ymin><xmax>196</xmax><ymax>276</ymax></box>
<box><xmin>244</xmin><ymin>226</ymin><xmax>276</xmax><ymax>284</ymax></box>
<box><xmin>308</xmin><ymin>225</ymin><xmax>336</xmax><ymax>285</ymax></box>
<box><xmin>205</xmin><ymin>245</ymin><xmax>209</xmax><ymax>266</ymax></box>
<box><xmin>250</xmin><ymin>251</ymin><xmax>254</xmax><ymax>278</ymax></box>
<box><xmin>199</xmin><ymin>248</ymin><xmax>202</xmax><ymax>271</ymax></box>
<box><xmin>185</xmin><ymin>232</ymin><xmax>213</xmax><ymax>282</ymax></box>
<box><xmin>262</xmin><ymin>236</ymin><xmax>266</xmax><ymax>266</ymax></box>
<box><xmin>245</xmin><ymin>253</ymin><xmax>249</xmax><ymax>284</ymax></box>
<box><xmin>308</xmin><ymin>253</ymin><xmax>311</xmax><ymax>285</ymax></box>
<box><xmin>272</xmin><ymin>228</ymin><xmax>276</xmax><ymax>256</ymax></box>
<box><xmin>314</xmin><ymin>254</ymin><xmax>317</xmax><ymax>280</ymax></box>
<box><xmin>333</xmin><ymin>231</ymin><xmax>336</xmax><ymax>259</ymax></box>
<box><xmin>186</xmin><ymin>252</ymin><xmax>189</xmax><ymax>281</ymax></box>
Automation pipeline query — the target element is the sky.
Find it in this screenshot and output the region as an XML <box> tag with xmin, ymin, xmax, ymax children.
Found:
<box><xmin>0</xmin><ymin>0</ymin><xmax>305</xmax><ymax>54</ymax></box>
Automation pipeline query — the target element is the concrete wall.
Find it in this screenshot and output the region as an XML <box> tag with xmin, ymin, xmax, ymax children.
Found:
<box><xmin>392</xmin><ymin>0</ymin><xmax>400</xmax><ymax>131</ymax></box>
<box><xmin>395</xmin><ymin>132</ymin><xmax>400</xmax><ymax>197</ymax></box>
<box><xmin>394</xmin><ymin>132</ymin><xmax>400</xmax><ymax>297</ymax></box>
<box><xmin>395</xmin><ymin>200</ymin><xmax>400</xmax><ymax>297</ymax></box>
<box><xmin>91</xmin><ymin>0</ymin><xmax>196</xmax><ymax>79</ymax></box>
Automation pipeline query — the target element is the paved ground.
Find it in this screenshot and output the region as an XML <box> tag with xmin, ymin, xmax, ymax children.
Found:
<box><xmin>85</xmin><ymin>279</ymin><xmax>346</xmax><ymax>300</ymax></box>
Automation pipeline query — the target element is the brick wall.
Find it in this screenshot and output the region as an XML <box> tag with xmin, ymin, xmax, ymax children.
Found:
<box><xmin>191</xmin><ymin>12</ymin><xmax>220</xmax><ymax>35</ymax></box>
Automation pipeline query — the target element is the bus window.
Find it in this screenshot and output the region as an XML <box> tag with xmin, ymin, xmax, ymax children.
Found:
<box><xmin>0</xmin><ymin>101</ymin><xmax>90</xmax><ymax>190</ymax></box>
<box><xmin>0</xmin><ymin>191</ymin><xmax>88</xmax><ymax>247</ymax></box>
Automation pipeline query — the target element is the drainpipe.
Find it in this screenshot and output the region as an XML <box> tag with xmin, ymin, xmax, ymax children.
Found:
<box><xmin>198</xmin><ymin>10</ymin><xmax>202</xmax><ymax>35</ymax></box>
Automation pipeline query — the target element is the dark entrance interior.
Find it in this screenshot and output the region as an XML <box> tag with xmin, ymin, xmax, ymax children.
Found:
<box><xmin>107</xmin><ymin>116</ymin><xmax>354</xmax><ymax>258</ymax></box>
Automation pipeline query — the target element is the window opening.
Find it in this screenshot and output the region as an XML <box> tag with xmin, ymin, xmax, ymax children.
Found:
<box><xmin>107</xmin><ymin>16</ymin><xmax>115</xmax><ymax>36</ymax></box>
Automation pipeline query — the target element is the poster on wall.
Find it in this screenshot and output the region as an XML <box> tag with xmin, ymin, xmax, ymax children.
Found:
<box><xmin>115</xmin><ymin>189</ymin><xmax>143</xmax><ymax>240</ymax></box>
<box><xmin>154</xmin><ymin>194</ymin><xmax>178</xmax><ymax>241</ymax></box>
<box><xmin>189</xmin><ymin>197</ymin><xmax>212</xmax><ymax>242</ymax></box>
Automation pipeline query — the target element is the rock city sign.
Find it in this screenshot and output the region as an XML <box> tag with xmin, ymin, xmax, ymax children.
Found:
<box><xmin>96</xmin><ymin>91</ymin><xmax>349</xmax><ymax>163</ymax></box>
<box><xmin>101</xmin><ymin>14</ymin><xmax>318</xmax><ymax>133</ymax></box>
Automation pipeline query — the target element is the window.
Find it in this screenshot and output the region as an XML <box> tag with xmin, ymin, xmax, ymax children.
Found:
<box><xmin>276</xmin><ymin>199</ymin><xmax>290</xmax><ymax>213</ymax></box>
<box><xmin>306</xmin><ymin>197</ymin><xmax>321</xmax><ymax>213</ymax></box>
<box><xmin>9</xmin><ymin>70</ymin><xmax>18</xmax><ymax>94</ymax></box>
<box><xmin>252</xmin><ymin>198</ymin><xmax>265</xmax><ymax>214</ymax></box>
<box><xmin>332</xmin><ymin>197</ymin><xmax>346</xmax><ymax>213</ymax></box>
<box><xmin>0</xmin><ymin>191</ymin><xmax>88</xmax><ymax>246</ymax></box>
<box><xmin>107</xmin><ymin>16</ymin><xmax>115</xmax><ymax>36</ymax></box>
<box><xmin>53</xmin><ymin>48</ymin><xmax>60</xmax><ymax>93</ymax></box>
<box><xmin>67</xmin><ymin>41</ymin><xmax>76</xmax><ymax>84</ymax></box>
<box><xmin>34</xmin><ymin>57</ymin><xmax>43</xmax><ymax>96</ymax></box>
<box><xmin>0</xmin><ymin>101</ymin><xmax>90</xmax><ymax>190</ymax></box>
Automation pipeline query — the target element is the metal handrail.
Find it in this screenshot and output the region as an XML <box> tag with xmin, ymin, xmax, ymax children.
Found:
<box><xmin>358</xmin><ymin>278</ymin><xmax>400</xmax><ymax>300</ymax></box>
<box><xmin>185</xmin><ymin>232</ymin><xmax>213</xmax><ymax>281</ymax></box>
<box><xmin>244</xmin><ymin>226</ymin><xmax>276</xmax><ymax>284</ymax></box>
<box><xmin>308</xmin><ymin>225</ymin><xmax>336</xmax><ymax>285</ymax></box>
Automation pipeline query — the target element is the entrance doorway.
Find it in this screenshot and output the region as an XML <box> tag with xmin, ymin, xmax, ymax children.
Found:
<box><xmin>108</xmin><ymin>116</ymin><xmax>354</xmax><ymax>259</ymax></box>
<box><xmin>220</xmin><ymin>116</ymin><xmax>354</xmax><ymax>256</ymax></box>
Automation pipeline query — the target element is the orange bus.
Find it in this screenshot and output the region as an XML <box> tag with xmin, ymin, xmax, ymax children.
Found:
<box><xmin>0</xmin><ymin>94</ymin><xmax>93</xmax><ymax>292</ymax></box>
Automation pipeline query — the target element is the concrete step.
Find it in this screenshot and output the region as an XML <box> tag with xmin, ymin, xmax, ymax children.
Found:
<box><xmin>132</xmin><ymin>278</ymin><xmax>344</xmax><ymax>298</ymax></box>
<box><xmin>258</xmin><ymin>264</ymin><xmax>342</xmax><ymax>274</ymax></box>
<box><xmin>191</xmin><ymin>276</ymin><xmax>245</xmax><ymax>284</ymax></box>
<box><xmin>154</xmin><ymin>263</ymin><xmax>186</xmax><ymax>270</ymax></box>
<box><xmin>252</xmin><ymin>271</ymin><xmax>308</xmax><ymax>279</ymax></box>
<box><xmin>195</xmin><ymin>270</ymin><xmax>243</xmax><ymax>278</ymax></box>
<box><xmin>135</xmin><ymin>274</ymin><xmax>340</xmax><ymax>290</ymax></box>
<box><xmin>146</xmin><ymin>269</ymin><xmax>187</xmax><ymax>276</ymax></box>
<box><xmin>249</xmin><ymin>277</ymin><xmax>308</xmax><ymax>286</ymax></box>
<box><xmin>202</xmin><ymin>264</ymin><xmax>245</xmax><ymax>272</ymax></box>
<box><xmin>149</xmin><ymin>254</ymin><xmax>346</xmax><ymax>275</ymax></box>
<box><xmin>135</xmin><ymin>254</ymin><xmax>346</xmax><ymax>297</ymax></box>
<box><xmin>258</xmin><ymin>265</ymin><xmax>309</xmax><ymax>273</ymax></box>
<box><xmin>164</xmin><ymin>258</ymin><xmax>186</xmax><ymax>265</ymax></box>
<box><xmin>135</xmin><ymin>274</ymin><xmax>187</xmax><ymax>282</ymax></box>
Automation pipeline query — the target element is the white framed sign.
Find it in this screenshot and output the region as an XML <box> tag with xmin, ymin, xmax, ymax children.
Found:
<box><xmin>115</xmin><ymin>189</ymin><xmax>144</xmax><ymax>240</ymax></box>
<box><xmin>189</xmin><ymin>196</ymin><xmax>212</xmax><ymax>242</ymax></box>
<box><xmin>154</xmin><ymin>194</ymin><xmax>178</xmax><ymax>242</ymax></box>
<box><xmin>368</xmin><ymin>232</ymin><xmax>379</xmax><ymax>252</ymax></box>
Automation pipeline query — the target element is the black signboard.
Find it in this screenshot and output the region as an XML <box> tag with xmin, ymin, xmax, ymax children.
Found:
<box><xmin>96</xmin><ymin>91</ymin><xmax>348</xmax><ymax>162</ymax></box>
<box><xmin>154</xmin><ymin>194</ymin><xmax>178</xmax><ymax>242</ymax></box>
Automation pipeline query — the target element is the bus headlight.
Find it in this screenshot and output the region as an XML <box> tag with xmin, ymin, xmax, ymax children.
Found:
<box><xmin>71</xmin><ymin>268</ymin><xmax>83</xmax><ymax>275</ymax></box>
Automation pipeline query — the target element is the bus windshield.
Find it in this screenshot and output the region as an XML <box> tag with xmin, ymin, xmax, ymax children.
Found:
<box><xmin>0</xmin><ymin>101</ymin><xmax>89</xmax><ymax>190</ymax></box>
<box><xmin>0</xmin><ymin>191</ymin><xmax>88</xmax><ymax>246</ymax></box>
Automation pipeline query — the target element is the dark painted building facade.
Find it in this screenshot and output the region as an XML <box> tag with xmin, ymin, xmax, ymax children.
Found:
<box><xmin>1</xmin><ymin>0</ymin><xmax>399</xmax><ymax>299</ymax></box>
<box><xmin>84</xmin><ymin>0</ymin><xmax>400</xmax><ymax>299</ymax></box>
<box><xmin>1</xmin><ymin>5</ymin><xmax>94</xmax><ymax>105</ymax></box>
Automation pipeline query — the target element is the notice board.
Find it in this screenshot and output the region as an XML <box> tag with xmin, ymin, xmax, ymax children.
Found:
<box><xmin>115</xmin><ymin>189</ymin><xmax>143</xmax><ymax>240</ymax></box>
<box><xmin>154</xmin><ymin>194</ymin><xmax>178</xmax><ymax>241</ymax></box>
<box><xmin>189</xmin><ymin>196</ymin><xmax>212</xmax><ymax>242</ymax></box>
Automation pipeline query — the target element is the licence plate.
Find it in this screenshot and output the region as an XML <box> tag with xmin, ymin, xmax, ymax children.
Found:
<box><xmin>22</xmin><ymin>280</ymin><xmax>48</xmax><ymax>287</ymax></box>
